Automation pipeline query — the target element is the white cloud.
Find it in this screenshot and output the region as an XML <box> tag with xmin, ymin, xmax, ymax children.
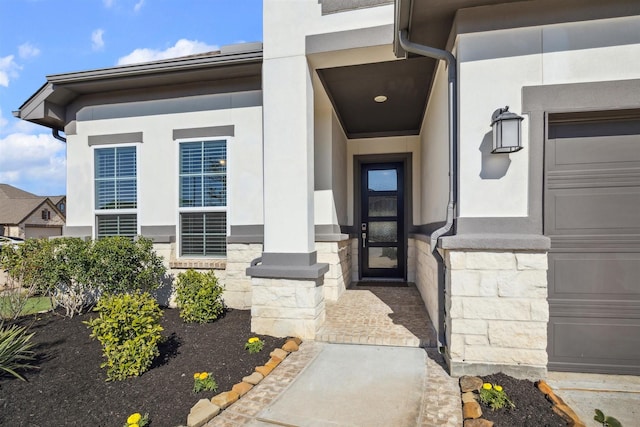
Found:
<box><xmin>103</xmin><ymin>0</ymin><xmax>144</xmax><ymax>11</ymax></box>
<box><xmin>18</xmin><ymin>43</ymin><xmax>41</xmax><ymax>59</ymax></box>
<box><xmin>0</xmin><ymin>108</ymin><xmax>8</xmax><ymax>131</ymax></box>
<box><xmin>0</xmin><ymin>132</ymin><xmax>66</xmax><ymax>195</ymax></box>
<box><xmin>92</xmin><ymin>29</ymin><xmax>105</xmax><ymax>51</ymax></box>
<box><xmin>0</xmin><ymin>55</ymin><xmax>21</xmax><ymax>87</ymax></box>
<box><xmin>117</xmin><ymin>39</ymin><xmax>218</xmax><ymax>65</ymax></box>
<box><xmin>134</xmin><ymin>0</ymin><xmax>145</xmax><ymax>12</ymax></box>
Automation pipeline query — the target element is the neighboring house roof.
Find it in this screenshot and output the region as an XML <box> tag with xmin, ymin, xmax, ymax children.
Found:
<box><xmin>0</xmin><ymin>184</ymin><xmax>37</xmax><ymax>199</ymax></box>
<box><xmin>50</xmin><ymin>195</ymin><xmax>65</xmax><ymax>206</ymax></box>
<box><xmin>0</xmin><ymin>184</ymin><xmax>65</xmax><ymax>225</ymax></box>
<box><xmin>14</xmin><ymin>42</ymin><xmax>263</xmax><ymax>131</ymax></box>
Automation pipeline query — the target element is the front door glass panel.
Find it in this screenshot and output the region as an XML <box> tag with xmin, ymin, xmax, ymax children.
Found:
<box><xmin>361</xmin><ymin>163</ymin><xmax>405</xmax><ymax>279</ymax></box>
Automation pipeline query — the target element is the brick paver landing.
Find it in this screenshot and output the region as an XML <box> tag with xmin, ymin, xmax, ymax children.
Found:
<box><xmin>316</xmin><ymin>283</ymin><xmax>438</xmax><ymax>348</ymax></box>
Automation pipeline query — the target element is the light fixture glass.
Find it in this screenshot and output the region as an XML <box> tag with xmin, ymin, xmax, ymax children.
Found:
<box><xmin>491</xmin><ymin>106</ymin><xmax>524</xmax><ymax>154</ymax></box>
<box><xmin>374</xmin><ymin>95</ymin><xmax>387</xmax><ymax>103</ymax></box>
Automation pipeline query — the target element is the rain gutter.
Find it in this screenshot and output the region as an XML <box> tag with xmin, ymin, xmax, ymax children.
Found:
<box><xmin>398</xmin><ymin>30</ymin><xmax>457</xmax><ymax>253</ymax></box>
<box><xmin>52</xmin><ymin>129</ymin><xmax>66</xmax><ymax>143</ymax></box>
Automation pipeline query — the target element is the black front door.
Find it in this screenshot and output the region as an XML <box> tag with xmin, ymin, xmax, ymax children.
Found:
<box><xmin>360</xmin><ymin>163</ymin><xmax>405</xmax><ymax>279</ymax></box>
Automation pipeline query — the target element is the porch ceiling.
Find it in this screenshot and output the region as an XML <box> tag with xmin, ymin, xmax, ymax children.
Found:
<box><xmin>317</xmin><ymin>57</ymin><xmax>433</xmax><ymax>139</ymax></box>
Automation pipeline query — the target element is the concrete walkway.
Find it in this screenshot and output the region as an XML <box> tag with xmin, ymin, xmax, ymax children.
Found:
<box><xmin>207</xmin><ymin>341</ymin><xmax>462</xmax><ymax>427</ymax></box>
<box><xmin>546</xmin><ymin>371</ymin><xmax>640</xmax><ymax>427</ymax></box>
<box><xmin>206</xmin><ymin>283</ymin><xmax>461</xmax><ymax>426</ymax></box>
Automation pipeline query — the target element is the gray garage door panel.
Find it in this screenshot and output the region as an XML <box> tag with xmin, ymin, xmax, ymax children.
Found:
<box><xmin>548</xmin><ymin>189</ymin><xmax>640</xmax><ymax>234</ymax></box>
<box><xmin>549</xmin><ymin>253</ymin><xmax>640</xmax><ymax>300</ymax></box>
<box><xmin>548</xmin><ymin>316</ymin><xmax>640</xmax><ymax>374</ymax></box>
<box><xmin>546</xmin><ymin>112</ymin><xmax>640</xmax><ymax>375</ymax></box>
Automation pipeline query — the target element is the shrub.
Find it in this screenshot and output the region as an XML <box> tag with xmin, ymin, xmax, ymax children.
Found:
<box><xmin>88</xmin><ymin>237</ymin><xmax>166</xmax><ymax>295</ymax></box>
<box><xmin>0</xmin><ymin>238</ymin><xmax>95</xmax><ymax>318</ymax></box>
<box><xmin>85</xmin><ymin>292</ymin><xmax>164</xmax><ymax>381</ymax></box>
<box><xmin>175</xmin><ymin>269</ymin><xmax>225</xmax><ymax>323</ymax></box>
<box><xmin>51</xmin><ymin>238</ymin><xmax>98</xmax><ymax>317</ymax></box>
<box><xmin>1</xmin><ymin>239</ymin><xmax>60</xmax><ymax>320</ymax></box>
<box><xmin>0</xmin><ymin>322</ymin><xmax>37</xmax><ymax>381</ymax></box>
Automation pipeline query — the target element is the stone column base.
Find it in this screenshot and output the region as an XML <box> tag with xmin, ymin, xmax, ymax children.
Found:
<box><xmin>250</xmin><ymin>277</ymin><xmax>325</xmax><ymax>339</ymax></box>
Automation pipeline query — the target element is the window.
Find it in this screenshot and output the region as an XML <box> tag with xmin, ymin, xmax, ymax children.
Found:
<box><xmin>96</xmin><ymin>215</ymin><xmax>137</xmax><ymax>239</ymax></box>
<box><xmin>179</xmin><ymin>140</ymin><xmax>227</xmax><ymax>256</ymax></box>
<box><xmin>94</xmin><ymin>146</ymin><xmax>137</xmax><ymax>238</ymax></box>
<box><xmin>41</xmin><ymin>209</ymin><xmax>51</xmax><ymax>220</ymax></box>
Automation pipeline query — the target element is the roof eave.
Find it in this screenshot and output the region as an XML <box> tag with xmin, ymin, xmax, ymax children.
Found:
<box><xmin>47</xmin><ymin>49</ymin><xmax>263</xmax><ymax>85</ymax></box>
<box><xmin>14</xmin><ymin>47</ymin><xmax>264</xmax><ymax>132</ymax></box>
<box><xmin>394</xmin><ymin>0</ymin><xmax>412</xmax><ymax>57</ymax></box>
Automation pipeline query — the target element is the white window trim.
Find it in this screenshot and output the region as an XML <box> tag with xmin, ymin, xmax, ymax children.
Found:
<box><xmin>175</xmin><ymin>137</ymin><xmax>230</xmax><ymax>259</ymax></box>
<box><xmin>92</xmin><ymin>142</ymin><xmax>141</xmax><ymax>239</ymax></box>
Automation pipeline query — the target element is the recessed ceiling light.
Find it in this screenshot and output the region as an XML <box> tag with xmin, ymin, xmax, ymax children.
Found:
<box><xmin>374</xmin><ymin>95</ymin><xmax>387</xmax><ymax>103</ymax></box>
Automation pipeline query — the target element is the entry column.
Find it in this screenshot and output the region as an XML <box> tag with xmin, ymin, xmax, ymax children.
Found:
<box><xmin>247</xmin><ymin>5</ymin><xmax>328</xmax><ymax>338</ymax></box>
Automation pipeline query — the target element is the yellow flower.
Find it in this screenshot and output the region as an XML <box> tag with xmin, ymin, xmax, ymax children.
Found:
<box><xmin>482</xmin><ymin>383</ymin><xmax>492</xmax><ymax>390</ymax></box>
<box><xmin>248</xmin><ymin>337</ymin><xmax>259</xmax><ymax>344</ymax></box>
<box><xmin>494</xmin><ymin>385</ymin><xmax>503</xmax><ymax>392</ymax></box>
<box><xmin>199</xmin><ymin>372</ymin><xmax>209</xmax><ymax>380</ymax></box>
<box><xmin>193</xmin><ymin>372</ymin><xmax>200</xmax><ymax>379</ymax></box>
<box><xmin>127</xmin><ymin>413</ymin><xmax>142</xmax><ymax>424</ymax></box>
<box><xmin>130</xmin><ymin>424</ymin><xmax>139</xmax><ymax>427</ymax></box>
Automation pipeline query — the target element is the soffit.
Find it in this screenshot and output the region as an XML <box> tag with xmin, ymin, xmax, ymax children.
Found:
<box><xmin>317</xmin><ymin>57</ymin><xmax>432</xmax><ymax>138</ymax></box>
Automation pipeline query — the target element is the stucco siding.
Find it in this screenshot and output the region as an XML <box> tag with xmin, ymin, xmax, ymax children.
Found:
<box><xmin>455</xmin><ymin>13</ymin><xmax>640</xmax><ymax>219</ymax></box>
<box><xmin>65</xmin><ymin>104</ymin><xmax>263</xmax><ymax>237</ymax></box>
<box><xmin>419</xmin><ymin>59</ymin><xmax>450</xmax><ymax>226</ymax></box>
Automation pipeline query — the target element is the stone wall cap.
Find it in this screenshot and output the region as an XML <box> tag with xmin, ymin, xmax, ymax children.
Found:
<box><xmin>440</xmin><ymin>234</ymin><xmax>550</xmax><ymax>251</ymax></box>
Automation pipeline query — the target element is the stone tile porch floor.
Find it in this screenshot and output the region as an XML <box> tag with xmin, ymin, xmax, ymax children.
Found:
<box><xmin>316</xmin><ymin>283</ymin><xmax>439</xmax><ymax>348</ymax></box>
<box><xmin>207</xmin><ymin>283</ymin><xmax>462</xmax><ymax>427</ymax></box>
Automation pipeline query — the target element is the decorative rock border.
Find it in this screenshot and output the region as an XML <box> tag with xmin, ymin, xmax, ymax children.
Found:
<box><xmin>536</xmin><ymin>380</ymin><xmax>586</xmax><ymax>427</ymax></box>
<box><xmin>459</xmin><ymin>376</ymin><xmax>494</xmax><ymax>427</ymax></box>
<box><xmin>185</xmin><ymin>337</ymin><xmax>302</xmax><ymax>427</ymax></box>
<box><xmin>458</xmin><ymin>375</ymin><xmax>586</xmax><ymax>427</ymax></box>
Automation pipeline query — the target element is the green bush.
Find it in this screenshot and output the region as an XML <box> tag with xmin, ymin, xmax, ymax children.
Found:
<box><xmin>1</xmin><ymin>238</ymin><xmax>60</xmax><ymax>296</ymax></box>
<box><xmin>1</xmin><ymin>237</ymin><xmax>167</xmax><ymax>317</ymax></box>
<box><xmin>85</xmin><ymin>292</ymin><xmax>164</xmax><ymax>381</ymax></box>
<box><xmin>1</xmin><ymin>239</ymin><xmax>61</xmax><ymax>319</ymax></box>
<box><xmin>50</xmin><ymin>238</ymin><xmax>97</xmax><ymax>317</ymax></box>
<box><xmin>175</xmin><ymin>269</ymin><xmax>225</xmax><ymax>323</ymax></box>
<box><xmin>0</xmin><ymin>322</ymin><xmax>36</xmax><ymax>381</ymax></box>
<box><xmin>88</xmin><ymin>237</ymin><xmax>166</xmax><ymax>295</ymax></box>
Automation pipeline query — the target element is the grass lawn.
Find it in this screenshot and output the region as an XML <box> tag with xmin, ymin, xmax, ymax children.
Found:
<box><xmin>0</xmin><ymin>295</ymin><xmax>54</xmax><ymax>319</ymax></box>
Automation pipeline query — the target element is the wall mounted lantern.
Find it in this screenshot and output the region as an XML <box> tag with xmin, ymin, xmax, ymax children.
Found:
<box><xmin>491</xmin><ymin>106</ymin><xmax>524</xmax><ymax>153</ymax></box>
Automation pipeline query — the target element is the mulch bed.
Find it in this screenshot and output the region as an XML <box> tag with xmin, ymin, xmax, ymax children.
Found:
<box><xmin>0</xmin><ymin>308</ymin><xmax>286</xmax><ymax>427</ymax></box>
<box><xmin>479</xmin><ymin>372</ymin><xmax>567</xmax><ymax>427</ymax></box>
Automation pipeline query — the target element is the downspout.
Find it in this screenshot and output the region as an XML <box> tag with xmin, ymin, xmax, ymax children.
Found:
<box><xmin>398</xmin><ymin>30</ymin><xmax>457</xmax><ymax>252</ymax></box>
<box><xmin>398</xmin><ymin>30</ymin><xmax>457</xmax><ymax>351</ymax></box>
<box><xmin>52</xmin><ymin>129</ymin><xmax>67</xmax><ymax>143</ymax></box>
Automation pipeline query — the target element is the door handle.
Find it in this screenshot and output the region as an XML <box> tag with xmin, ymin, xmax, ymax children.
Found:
<box><xmin>361</xmin><ymin>223</ymin><xmax>367</xmax><ymax>248</ymax></box>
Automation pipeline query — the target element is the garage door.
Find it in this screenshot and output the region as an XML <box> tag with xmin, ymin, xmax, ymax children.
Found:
<box><xmin>24</xmin><ymin>226</ymin><xmax>62</xmax><ymax>240</ymax></box>
<box><xmin>545</xmin><ymin>111</ymin><xmax>640</xmax><ymax>375</ymax></box>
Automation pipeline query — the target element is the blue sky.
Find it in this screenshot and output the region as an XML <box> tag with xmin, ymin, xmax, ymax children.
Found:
<box><xmin>0</xmin><ymin>0</ymin><xmax>262</xmax><ymax>196</ymax></box>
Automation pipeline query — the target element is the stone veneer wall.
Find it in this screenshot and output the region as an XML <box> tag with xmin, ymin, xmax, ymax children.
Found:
<box><xmin>153</xmin><ymin>242</ymin><xmax>256</xmax><ymax>310</ymax></box>
<box><xmin>251</xmin><ymin>277</ymin><xmax>325</xmax><ymax>339</ymax></box>
<box><xmin>444</xmin><ymin>250</ymin><xmax>549</xmax><ymax>379</ymax></box>
<box><xmin>224</xmin><ymin>243</ymin><xmax>263</xmax><ymax>309</ymax></box>
<box><xmin>350</xmin><ymin>239</ymin><xmax>359</xmax><ymax>283</ymax></box>
<box><xmin>414</xmin><ymin>237</ymin><xmax>440</xmax><ymax>339</ymax></box>
<box><xmin>316</xmin><ymin>239</ymin><xmax>352</xmax><ymax>301</ymax></box>
<box><xmin>407</xmin><ymin>238</ymin><xmax>417</xmax><ymax>283</ymax></box>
